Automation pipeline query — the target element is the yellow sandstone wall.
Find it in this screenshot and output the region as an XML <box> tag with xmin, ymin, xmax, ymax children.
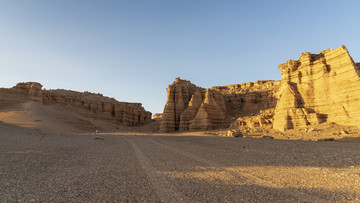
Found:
<box><xmin>273</xmin><ymin>45</ymin><xmax>360</xmax><ymax>131</ymax></box>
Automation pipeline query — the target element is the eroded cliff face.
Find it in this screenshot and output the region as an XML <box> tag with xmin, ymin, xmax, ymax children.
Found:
<box><xmin>0</xmin><ymin>83</ymin><xmax>151</xmax><ymax>126</ymax></box>
<box><xmin>13</xmin><ymin>82</ymin><xmax>43</xmax><ymax>102</ymax></box>
<box><xmin>159</xmin><ymin>78</ymin><xmax>279</xmax><ymax>132</ymax></box>
<box><xmin>159</xmin><ymin>78</ymin><xmax>204</xmax><ymax>132</ymax></box>
<box><xmin>43</xmin><ymin>89</ymin><xmax>152</xmax><ymax>126</ymax></box>
<box><xmin>161</xmin><ymin>46</ymin><xmax>360</xmax><ymax>133</ymax></box>
<box><xmin>210</xmin><ymin>80</ymin><xmax>279</xmax><ymax>117</ymax></box>
<box><xmin>273</xmin><ymin>45</ymin><xmax>360</xmax><ymax>131</ymax></box>
<box><xmin>159</xmin><ymin>78</ymin><xmax>229</xmax><ymax>132</ymax></box>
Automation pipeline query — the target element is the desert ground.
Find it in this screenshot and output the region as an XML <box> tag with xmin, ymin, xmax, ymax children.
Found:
<box><xmin>1</xmin><ymin>94</ymin><xmax>360</xmax><ymax>202</ymax></box>
<box><xmin>1</xmin><ymin>121</ymin><xmax>360</xmax><ymax>202</ymax></box>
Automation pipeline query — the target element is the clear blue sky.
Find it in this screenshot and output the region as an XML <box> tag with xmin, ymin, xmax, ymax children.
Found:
<box><xmin>1</xmin><ymin>0</ymin><xmax>360</xmax><ymax>114</ymax></box>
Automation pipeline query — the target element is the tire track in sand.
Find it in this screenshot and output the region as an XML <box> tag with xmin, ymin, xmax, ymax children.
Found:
<box><xmin>148</xmin><ymin>138</ymin><xmax>324</xmax><ymax>202</ymax></box>
<box><xmin>122</xmin><ymin>136</ymin><xmax>187</xmax><ymax>203</ymax></box>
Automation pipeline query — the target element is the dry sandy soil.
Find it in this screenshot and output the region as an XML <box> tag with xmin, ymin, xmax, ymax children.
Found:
<box><xmin>1</xmin><ymin>122</ymin><xmax>360</xmax><ymax>202</ymax></box>
<box><xmin>1</xmin><ymin>101</ymin><xmax>360</xmax><ymax>202</ymax></box>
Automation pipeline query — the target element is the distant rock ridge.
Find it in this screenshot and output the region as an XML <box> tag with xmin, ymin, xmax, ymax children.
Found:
<box><xmin>0</xmin><ymin>82</ymin><xmax>152</xmax><ymax>126</ymax></box>
<box><xmin>160</xmin><ymin>45</ymin><xmax>360</xmax><ymax>132</ymax></box>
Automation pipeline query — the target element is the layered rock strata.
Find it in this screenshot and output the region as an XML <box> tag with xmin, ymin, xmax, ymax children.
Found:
<box><xmin>159</xmin><ymin>78</ymin><xmax>279</xmax><ymax>132</ymax></box>
<box><xmin>13</xmin><ymin>82</ymin><xmax>43</xmax><ymax>102</ymax></box>
<box><xmin>161</xmin><ymin>46</ymin><xmax>360</xmax><ymax>132</ymax></box>
<box><xmin>0</xmin><ymin>82</ymin><xmax>151</xmax><ymax>126</ymax></box>
<box><xmin>273</xmin><ymin>45</ymin><xmax>360</xmax><ymax>131</ymax></box>
<box><xmin>210</xmin><ymin>80</ymin><xmax>280</xmax><ymax>117</ymax></box>
<box><xmin>43</xmin><ymin>89</ymin><xmax>152</xmax><ymax>126</ymax></box>
<box><xmin>159</xmin><ymin>78</ymin><xmax>229</xmax><ymax>132</ymax></box>
<box><xmin>0</xmin><ymin>82</ymin><xmax>43</xmax><ymax>107</ymax></box>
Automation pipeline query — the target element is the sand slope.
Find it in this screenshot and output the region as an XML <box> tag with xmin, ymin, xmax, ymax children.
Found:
<box><xmin>0</xmin><ymin>100</ymin><xmax>121</xmax><ymax>134</ymax></box>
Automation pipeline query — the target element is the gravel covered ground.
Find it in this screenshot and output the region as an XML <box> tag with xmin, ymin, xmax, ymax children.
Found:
<box><xmin>1</xmin><ymin>130</ymin><xmax>360</xmax><ymax>202</ymax></box>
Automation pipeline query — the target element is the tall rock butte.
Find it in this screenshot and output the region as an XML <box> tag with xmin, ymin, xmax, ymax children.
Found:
<box><xmin>0</xmin><ymin>82</ymin><xmax>152</xmax><ymax>126</ymax></box>
<box><xmin>160</xmin><ymin>45</ymin><xmax>360</xmax><ymax>132</ymax></box>
<box><xmin>273</xmin><ymin>45</ymin><xmax>360</xmax><ymax>131</ymax></box>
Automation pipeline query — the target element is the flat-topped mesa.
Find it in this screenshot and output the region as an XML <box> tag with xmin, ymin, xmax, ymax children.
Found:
<box><xmin>159</xmin><ymin>78</ymin><xmax>279</xmax><ymax>132</ymax></box>
<box><xmin>273</xmin><ymin>45</ymin><xmax>360</xmax><ymax>131</ymax></box>
<box><xmin>43</xmin><ymin>89</ymin><xmax>152</xmax><ymax>126</ymax></box>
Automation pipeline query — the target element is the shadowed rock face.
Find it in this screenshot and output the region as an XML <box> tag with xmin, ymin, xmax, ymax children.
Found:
<box><xmin>273</xmin><ymin>45</ymin><xmax>360</xmax><ymax>131</ymax></box>
<box><xmin>0</xmin><ymin>83</ymin><xmax>152</xmax><ymax>126</ymax></box>
<box><xmin>12</xmin><ymin>82</ymin><xmax>43</xmax><ymax>102</ymax></box>
<box><xmin>42</xmin><ymin>89</ymin><xmax>152</xmax><ymax>126</ymax></box>
<box><xmin>159</xmin><ymin>78</ymin><xmax>279</xmax><ymax>132</ymax></box>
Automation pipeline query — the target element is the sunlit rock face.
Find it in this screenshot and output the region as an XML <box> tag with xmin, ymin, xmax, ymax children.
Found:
<box><xmin>159</xmin><ymin>78</ymin><xmax>279</xmax><ymax>132</ymax></box>
<box><xmin>161</xmin><ymin>46</ymin><xmax>360</xmax><ymax>133</ymax></box>
<box><xmin>159</xmin><ymin>78</ymin><xmax>203</xmax><ymax>132</ymax></box>
<box><xmin>273</xmin><ymin>45</ymin><xmax>360</xmax><ymax>131</ymax></box>
<box><xmin>153</xmin><ymin>113</ymin><xmax>163</xmax><ymax>119</ymax></box>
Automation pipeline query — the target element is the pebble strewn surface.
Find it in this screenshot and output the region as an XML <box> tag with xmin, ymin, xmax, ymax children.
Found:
<box><xmin>1</xmin><ymin>131</ymin><xmax>359</xmax><ymax>202</ymax></box>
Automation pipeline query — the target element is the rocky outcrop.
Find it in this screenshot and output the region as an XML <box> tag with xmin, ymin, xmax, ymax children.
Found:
<box><xmin>159</xmin><ymin>78</ymin><xmax>229</xmax><ymax>132</ymax></box>
<box><xmin>42</xmin><ymin>89</ymin><xmax>151</xmax><ymax>126</ymax></box>
<box><xmin>273</xmin><ymin>45</ymin><xmax>360</xmax><ymax>131</ymax></box>
<box><xmin>160</xmin><ymin>78</ymin><xmax>279</xmax><ymax>132</ymax></box>
<box><xmin>159</xmin><ymin>78</ymin><xmax>204</xmax><ymax>132</ymax></box>
<box><xmin>210</xmin><ymin>80</ymin><xmax>280</xmax><ymax>117</ymax></box>
<box><xmin>231</xmin><ymin>109</ymin><xmax>275</xmax><ymax>130</ymax></box>
<box><xmin>188</xmin><ymin>89</ymin><xmax>227</xmax><ymax>131</ymax></box>
<box><xmin>161</xmin><ymin>46</ymin><xmax>360</xmax><ymax>133</ymax></box>
<box><xmin>12</xmin><ymin>82</ymin><xmax>43</xmax><ymax>102</ymax></box>
<box><xmin>153</xmin><ymin>113</ymin><xmax>163</xmax><ymax>119</ymax></box>
<box><xmin>178</xmin><ymin>90</ymin><xmax>203</xmax><ymax>131</ymax></box>
<box><xmin>0</xmin><ymin>83</ymin><xmax>151</xmax><ymax>126</ymax></box>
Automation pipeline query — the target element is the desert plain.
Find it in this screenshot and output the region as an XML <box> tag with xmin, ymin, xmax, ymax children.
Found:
<box><xmin>1</xmin><ymin>122</ymin><xmax>360</xmax><ymax>202</ymax></box>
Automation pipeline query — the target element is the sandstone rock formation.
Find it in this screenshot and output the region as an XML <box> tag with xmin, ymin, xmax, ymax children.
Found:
<box><xmin>210</xmin><ymin>80</ymin><xmax>279</xmax><ymax>117</ymax></box>
<box><xmin>153</xmin><ymin>113</ymin><xmax>163</xmax><ymax>119</ymax></box>
<box><xmin>159</xmin><ymin>78</ymin><xmax>229</xmax><ymax>132</ymax></box>
<box><xmin>187</xmin><ymin>89</ymin><xmax>228</xmax><ymax>131</ymax></box>
<box><xmin>12</xmin><ymin>82</ymin><xmax>43</xmax><ymax>102</ymax></box>
<box><xmin>231</xmin><ymin>109</ymin><xmax>275</xmax><ymax>130</ymax></box>
<box><xmin>0</xmin><ymin>82</ymin><xmax>44</xmax><ymax>108</ymax></box>
<box><xmin>0</xmin><ymin>83</ymin><xmax>151</xmax><ymax>126</ymax></box>
<box><xmin>159</xmin><ymin>78</ymin><xmax>279</xmax><ymax>132</ymax></box>
<box><xmin>159</xmin><ymin>78</ymin><xmax>204</xmax><ymax>132</ymax></box>
<box><xmin>161</xmin><ymin>46</ymin><xmax>360</xmax><ymax>133</ymax></box>
<box><xmin>273</xmin><ymin>45</ymin><xmax>360</xmax><ymax>131</ymax></box>
<box><xmin>43</xmin><ymin>89</ymin><xmax>152</xmax><ymax>126</ymax></box>
<box><xmin>226</xmin><ymin>129</ymin><xmax>243</xmax><ymax>137</ymax></box>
